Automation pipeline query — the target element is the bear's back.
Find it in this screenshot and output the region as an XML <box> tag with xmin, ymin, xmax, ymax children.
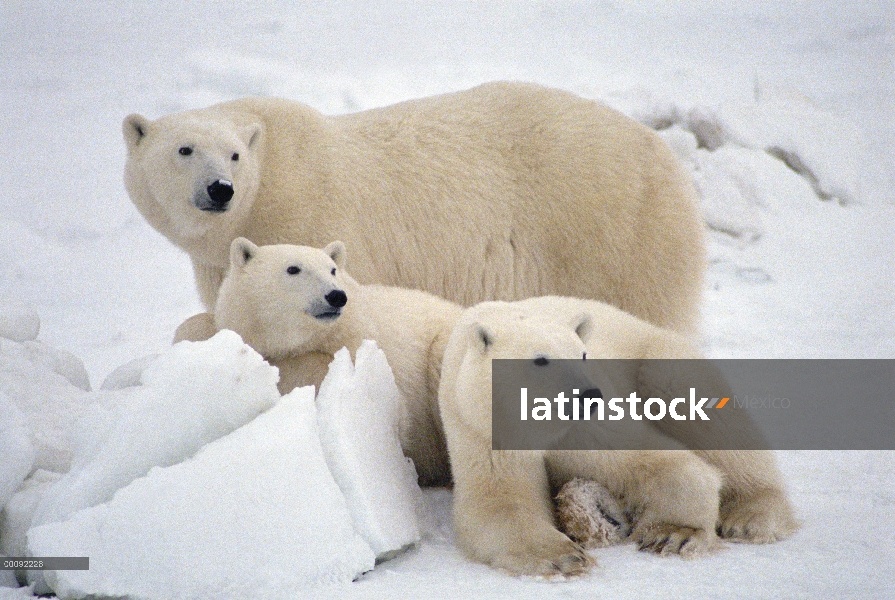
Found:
<box><xmin>176</xmin><ymin>84</ymin><xmax>704</xmax><ymax>335</ymax></box>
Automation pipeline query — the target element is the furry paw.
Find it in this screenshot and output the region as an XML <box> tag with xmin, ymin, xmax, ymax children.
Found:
<box><xmin>718</xmin><ymin>489</ymin><xmax>800</xmax><ymax>543</ymax></box>
<box><xmin>491</xmin><ymin>529</ymin><xmax>594</xmax><ymax>577</ymax></box>
<box><xmin>555</xmin><ymin>478</ymin><xmax>631</xmax><ymax>548</ymax></box>
<box><xmin>633</xmin><ymin>523</ymin><xmax>718</xmax><ymax>557</ymax></box>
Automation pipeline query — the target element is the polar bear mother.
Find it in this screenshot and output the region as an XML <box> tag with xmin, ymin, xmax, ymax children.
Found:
<box><xmin>123</xmin><ymin>82</ymin><xmax>704</xmax><ymax>332</ymax></box>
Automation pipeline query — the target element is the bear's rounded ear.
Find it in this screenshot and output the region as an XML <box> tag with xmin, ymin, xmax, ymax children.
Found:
<box><xmin>230</xmin><ymin>237</ymin><xmax>258</xmax><ymax>269</ymax></box>
<box><xmin>470</xmin><ymin>322</ymin><xmax>494</xmax><ymax>353</ymax></box>
<box><xmin>123</xmin><ymin>114</ymin><xmax>150</xmax><ymax>153</ymax></box>
<box><xmin>324</xmin><ymin>241</ymin><xmax>346</xmax><ymax>269</ymax></box>
<box><xmin>571</xmin><ymin>312</ymin><xmax>593</xmax><ymax>341</ymax></box>
<box><xmin>240</xmin><ymin>123</ymin><xmax>263</xmax><ymax>149</ymax></box>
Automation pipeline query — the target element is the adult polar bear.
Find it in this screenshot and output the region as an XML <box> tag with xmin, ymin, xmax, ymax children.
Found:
<box><xmin>123</xmin><ymin>82</ymin><xmax>705</xmax><ymax>332</ymax></box>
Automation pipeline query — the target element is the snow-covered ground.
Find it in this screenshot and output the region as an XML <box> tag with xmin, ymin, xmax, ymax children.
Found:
<box><xmin>1</xmin><ymin>1</ymin><xmax>893</xmax><ymax>598</ymax></box>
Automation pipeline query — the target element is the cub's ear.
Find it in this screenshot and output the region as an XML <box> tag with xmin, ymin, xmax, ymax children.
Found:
<box><xmin>230</xmin><ymin>237</ymin><xmax>258</xmax><ymax>269</ymax></box>
<box><xmin>324</xmin><ymin>241</ymin><xmax>346</xmax><ymax>269</ymax></box>
<box><xmin>123</xmin><ymin>114</ymin><xmax>150</xmax><ymax>153</ymax></box>
<box><xmin>469</xmin><ymin>322</ymin><xmax>494</xmax><ymax>353</ymax></box>
<box><xmin>240</xmin><ymin>123</ymin><xmax>263</xmax><ymax>149</ymax></box>
<box><xmin>571</xmin><ymin>312</ymin><xmax>593</xmax><ymax>341</ymax></box>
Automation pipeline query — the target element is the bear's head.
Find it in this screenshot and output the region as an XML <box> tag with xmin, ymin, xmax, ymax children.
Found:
<box><xmin>122</xmin><ymin>111</ymin><xmax>263</xmax><ymax>254</ymax></box>
<box><xmin>445</xmin><ymin>302</ymin><xmax>596</xmax><ymax>441</ymax></box>
<box><xmin>214</xmin><ymin>238</ymin><xmax>350</xmax><ymax>359</ymax></box>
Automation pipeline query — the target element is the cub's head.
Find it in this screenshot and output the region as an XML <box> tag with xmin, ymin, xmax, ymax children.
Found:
<box><xmin>445</xmin><ymin>302</ymin><xmax>595</xmax><ymax>439</ymax></box>
<box><xmin>122</xmin><ymin>110</ymin><xmax>262</xmax><ymax>252</ymax></box>
<box><xmin>214</xmin><ymin>238</ymin><xmax>350</xmax><ymax>358</ymax></box>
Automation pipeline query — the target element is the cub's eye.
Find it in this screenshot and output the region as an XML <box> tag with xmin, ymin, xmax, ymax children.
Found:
<box><xmin>582</xmin><ymin>352</ymin><xmax>587</xmax><ymax>360</ymax></box>
<box><xmin>331</xmin><ymin>268</ymin><xmax>336</xmax><ymax>276</ymax></box>
<box><xmin>286</xmin><ymin>266</ymin><xmax>300</xmax><ymax>275</ymax></box>
<box><xmin>231</xmin><ymin>153</ymin><xmax>239</xmax><ymax>161</ymax></box>
<box><xmin>533</xmin><ymin>356</ymin><xmax>549</xmax><ymax>366</ymax></box>
<box><xmin>178</xmin><ymin>146</ymin><xmax>193</xmax><ymax>156</ymax></box>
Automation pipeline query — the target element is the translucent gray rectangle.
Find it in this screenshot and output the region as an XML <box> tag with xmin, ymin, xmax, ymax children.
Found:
<box><xmin>0</xmin><ymin>557</ymin><xmax>89</xmax><ymax>570</ymax></box>
<box><xmin>491</xmin><ymin>359</ymin><xmax>895</xmax><ymax>450</ymax></box>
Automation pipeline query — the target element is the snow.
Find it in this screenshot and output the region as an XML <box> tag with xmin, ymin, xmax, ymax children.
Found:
<box><xmin>19</xmin><ymin>343</ymin><xmax>90</xmax><ymax>394</ymax></box>
<box><xmin>29</xmin><ymin>331</ymin><xmax>279</xmax><ymax>529</ymax></box>
<box><xmin>1</xmin><ymin>0</ymin><xmax>894</xmax><ymax>598</ymax></box>
<box><xmin>0</xmin><ymin>585</ymin><xmax>37</xmax><ymax>600</ymax></box>
<box><xmin>1</xmin><ymin>332</ymin><xmax>423</xmax><ymax>596</ymax></box>
<box><xmin>316</xmin><ymin>342</ymin><xmax>422</xmax><ymax>560</ymax></box>
<box><xmin>0</xmin><ymin>336</ymin><xmax>102</xmax><ymax>474</ymax></box>
<box><xmin>1</xmin><ymin>471</ymin><xmax>61</xmax><ymax>574</ymax></box>
<box><xmin>718</xmin><ymin>86</ymin><xmax>878</xmax><ymax>205</ymax></box>
<box><xmin>27</xmin><ymin>389</ymin><xmax>375</xmax><ymax>600</ymax></box>
<box><xmin>0</xmin><ymin>307</ymin><xmax>40</xmax><ymax>344</ymax></box>
<box><xmin>98</xmin><ymin>352</ymin><xmax>159</xmax><ymax>391</ymax></box>
<box><xmin>0</xmin><ymin>395</ymin><xmax>34</xmax><ymax>511</ymax></box>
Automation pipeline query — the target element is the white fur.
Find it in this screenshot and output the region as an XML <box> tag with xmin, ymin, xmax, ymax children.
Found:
<box><xmin>207</xmin><ymin>240</ymin><xmax>463</xmax><ymax>486</ymax></box>
<box><xmin>514</xmin><ymin>295</ymin><xmax>799</xmax><ymax>544</ymax></box>
<box><xmin>438</xmin><ymin>299</ymin><xmax>798</xmax><ymax>575</ymax></box>
<box><xmin>124</xmin><ymin>82</ymin><xmax>705</xmax><ymax>334</ymax></box>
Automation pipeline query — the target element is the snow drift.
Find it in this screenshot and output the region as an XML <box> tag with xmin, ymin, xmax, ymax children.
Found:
<box><xmin>0</xmin><ymin>326</ymin><xmax>422</xmax><ymax>598</ymax></box>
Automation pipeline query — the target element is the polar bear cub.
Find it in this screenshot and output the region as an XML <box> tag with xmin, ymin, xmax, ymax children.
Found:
<box><xmin>213</xmin><ymin>238</ymin><xmax>462</xmax><ymax>486</ymax></box>
<box><xmin>438</xmin><ymin>299</ymin><xmax>798</xmax><ymax>576</ymax></box>
<box><xmin>438</xmin><ymin>303</ymin><xmax>723</xmax><ymax>575</ymax></box>
<box><xmin>513</xmin><ymin>296</ymin><xmax>799</xmax><ymax>545</ymax></box>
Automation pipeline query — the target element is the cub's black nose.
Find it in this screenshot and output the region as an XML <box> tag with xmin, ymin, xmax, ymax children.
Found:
<box><xmin>207</xmin><ymin>180</ymin><xmax>234</xmax><ymax>206</ymax></box>
<box><xmin>325</xmin><ymin>289</ymin><xmax>347</xmax><ymax>308</ymax></box>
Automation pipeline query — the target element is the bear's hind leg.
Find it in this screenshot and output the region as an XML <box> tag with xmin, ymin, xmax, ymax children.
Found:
<box><xmin>697</xmin><ymin>450</ymin><xmax>800</xmax><ymax>543</ymax></box>
<box><xmin>636</xmin><ymin>356</ymin><xmax>800</xmax><ymax>544</ymax></box>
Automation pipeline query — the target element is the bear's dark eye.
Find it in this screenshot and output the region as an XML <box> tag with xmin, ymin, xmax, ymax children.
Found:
<box><xmin>178</xmin><ymin>146</ymin><xmax>193</xmax><ymax>156</ymax></box>
<box><xmin>286</xmin><ymin>266</ymin><xmax>300</xmax><ymax>275</ymax></box>
<box><xmin>534</xmin><ymin>356</ymin><xmax>549</xmax><ymax>366</ymax></box>
<box><xmin>331</xmin><ymin>268</ymin><xmax>336</xmax><ymax>276</ymax></box>
<box><xmin>582</xmin><ymin>352</ymin><xmax>587</xmax><ymax>360</ymax></box>
<box><xmin>231</xmin><ymin>153</ymin><xmax>239</xmax><ymax>161</ymax></box>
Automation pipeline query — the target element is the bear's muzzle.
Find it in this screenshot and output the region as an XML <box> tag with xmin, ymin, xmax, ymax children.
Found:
<box><xmin>201</xmin><ymin>179</ymin><xmax>234</xmax><ymax>212</ymax></box>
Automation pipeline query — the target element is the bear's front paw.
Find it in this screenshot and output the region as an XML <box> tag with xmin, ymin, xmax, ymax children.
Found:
<box><xmin>633</xmin><ymin>523</ymin><xmax>719</xmax><ymax>557</ymax></box>
<box><xmin>718</xmin><ymin>488</ymin><xmax>800</xmax><ymax>543</ymax></box>
<box><xmin>490</xmin><ymin>529</ymin><xmax>594</xmax><ymax>578</ymax></box>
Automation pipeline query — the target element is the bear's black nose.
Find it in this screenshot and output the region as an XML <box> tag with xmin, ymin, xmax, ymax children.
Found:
<box><xmin>325</xmin><ymin>289</ymin><xmax>347</xmax><ymax>308</ymax></box>
<box><xmin>207</xmin><ymin>180</ymin><xmax>234</xmax><ymax>206</ymax></box>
